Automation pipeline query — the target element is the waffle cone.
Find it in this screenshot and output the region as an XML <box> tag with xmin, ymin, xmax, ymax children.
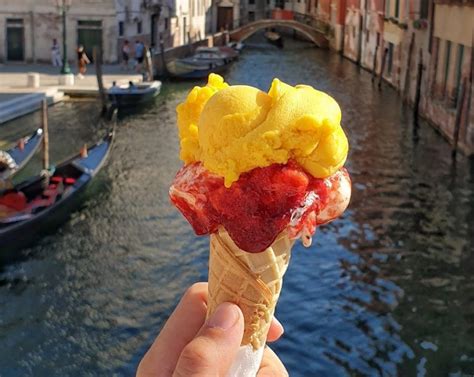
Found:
<box><xmin>207</xmin><ymin>227</ymin><xmax>294</xmax><ymax>350</ymax></box>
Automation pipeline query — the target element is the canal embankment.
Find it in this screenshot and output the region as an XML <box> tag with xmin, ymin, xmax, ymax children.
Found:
<box><xmin>0</xmin><ymin>64</ymin><xmax>142</xmax><ymax>124</ymax></box>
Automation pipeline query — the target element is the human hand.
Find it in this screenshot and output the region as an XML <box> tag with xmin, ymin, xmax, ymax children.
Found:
<box><xmin>137</xmin><ymin>282</ymin><xmax>288</xmax><ymax>377</ymax></box>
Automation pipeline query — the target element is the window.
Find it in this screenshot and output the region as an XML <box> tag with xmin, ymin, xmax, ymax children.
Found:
<box><xmin>248</xmin><ymin>11</ymin><xmax>255</xmax><ymax>21</ymax></box>
<box><xmin>118</xmin><ymin>21</ymin><xmax>124</xmax><ymax>36</ymax></box>
<box><xmin>454</xmin><ymin>44</ymin><xmax>464</xmax><ymax>107</ymax></box>
<box><xmin>78</xmin><ymin>20</ymin><xmax>102</xmax><ymax>27</ymax></box>
<box><xmin>420</xmin><ymin>0</ymin><xmax>429</xmax><ymax>19</ymax></box>
<box><xmin>249</xmin><ymin>0</ymin><xmax>255</xmax><ymax>4</ymax></box>
<box><xmin>137</xmin><ymin>21</ymin><xmax>142</xmax><ymax>34</ymax></box>
<box><xmin>385</xmin><ymin>0</ymin><xmax>391</xmax><ymax>17</ymax></box>
<box><xmin>165</xmin><ymin>17</ymin><xmax>169</xmax><ymax>30</ymax></box>
<box><xmin>443</xmin><ymin>40</ymin><xmax>451</xmax><ymax>96</ymax></box>
<box><xmin>395</xmin><ymin>0</ymin><xmax>399</xmax><ymax>18</ymax></box>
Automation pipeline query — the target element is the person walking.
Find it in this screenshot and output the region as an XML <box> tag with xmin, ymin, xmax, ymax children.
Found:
<box><xmin>121</xmin><ymin>40</ymin><xmax>131</xmax><ymax>71</ymax></box>
<box><xmin>134</xmin><ymin>40</ymin><xmax>145</xmax><ymax>74</ymax></box>
<box><xmin>76</xmin><ymin>45</ymin><xmax>90</xmax><ymax>79</ymax></box>
<box><xmin>51</xmin><ymin>39</ymin><xmax>62</xmax><ymax>67</ymax></box>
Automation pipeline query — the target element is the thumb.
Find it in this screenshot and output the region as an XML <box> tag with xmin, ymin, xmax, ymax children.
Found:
<box><xmin>173</xmin><ymin>302</ymin><xmax>244</xmax><ymax>377</ymax></box>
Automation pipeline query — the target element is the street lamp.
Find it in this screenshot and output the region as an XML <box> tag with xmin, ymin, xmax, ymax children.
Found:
<box><xmin>56</xmin><ymin>0</ymin><xmax>72</xmax><ymax>74</ymax></box>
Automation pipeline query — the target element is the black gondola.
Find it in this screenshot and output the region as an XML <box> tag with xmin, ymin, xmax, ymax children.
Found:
<box><xmin>1</xmin><ymin>128</ymin><xmax>43</xmax><ymax>180</ymax></box>
<box><xmin>264</xmin><ymin>31</ymin><xmax>284</xmax><ymax>48</ymax></box>
<box><xmin>0</xmin><ymin>130</ymin><xmax>113</xmax><ymax>255</ymax></box>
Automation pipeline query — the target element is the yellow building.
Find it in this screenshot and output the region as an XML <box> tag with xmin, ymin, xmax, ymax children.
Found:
<box><xmin>0</xmin><ymin>0</ymin><xmax>118</xmax><ymax>64</ymax></box>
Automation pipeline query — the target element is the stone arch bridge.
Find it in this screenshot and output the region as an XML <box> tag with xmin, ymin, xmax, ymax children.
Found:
<box><xmin>229</xmin><ymin>19</ymin><xmax>329</xmax><ymax>48</ymax></box>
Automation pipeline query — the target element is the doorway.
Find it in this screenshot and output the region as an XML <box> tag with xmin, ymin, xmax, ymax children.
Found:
<box><xmin>217</xmin><ymin>6</ymin><xmax>233</xmax><ymax>31</ymax></box>
<box><xmin>77</xmin><ymin>20</ymin><xmax>102</xmax><ymax>62</ymax></box>
<box><xmin>6</xmin><ymin>18</ymin><xmax>24</xmax><ymax>61</ymax></box>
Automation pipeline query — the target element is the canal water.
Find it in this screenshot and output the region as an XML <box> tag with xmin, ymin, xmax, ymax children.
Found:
<box><xmin>1</xmin><ymin>35</ymin><xmax>473</xmax><ymax>376</ymax></box>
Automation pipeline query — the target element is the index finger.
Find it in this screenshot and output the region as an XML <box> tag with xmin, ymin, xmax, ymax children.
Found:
<box><xmin>137</xmin><ymin>282</ymin><xmax>208</xmax><ymax>377</ymax></box>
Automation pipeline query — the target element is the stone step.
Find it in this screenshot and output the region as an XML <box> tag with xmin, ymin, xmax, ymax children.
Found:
<box><xmin>0</xmin><ymin>89</ymin><xmax>64</xmax><ymax>125</ymax></box>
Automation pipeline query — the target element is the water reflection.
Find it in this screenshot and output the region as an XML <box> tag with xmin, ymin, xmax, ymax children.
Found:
<box><xmin>0</xmin><ymin>35</ymin><xmax>473</xmax><ymax>376</ymax></box>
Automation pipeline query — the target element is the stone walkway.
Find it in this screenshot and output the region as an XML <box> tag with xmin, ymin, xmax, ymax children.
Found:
<box><xmin>0</xmin><ymin>63</ymin><xmax>143</xmax><ymax>123</ymax></box>
<box><xmin>0</xmin><ymin>63</ymin><xmax>142</xmax><ymax>95</ymax></box>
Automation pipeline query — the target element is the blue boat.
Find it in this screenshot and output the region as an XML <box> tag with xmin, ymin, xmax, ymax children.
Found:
<box><xmin>0</xmin><ymin>128</ymin><xmax>43</xmax><ymax>180</ymax></box>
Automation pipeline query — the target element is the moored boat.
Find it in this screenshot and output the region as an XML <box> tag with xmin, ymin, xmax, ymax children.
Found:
<box><xmin>167</xmin><ymin>59</ymin><xmax>229</xmax><ymax>79</ymax></box>
<box><xmin>0</xmin><ymin>128</ymin><xmax>43</xmax><ymax>181</ymax></box>
<box><xmin>194</xmin><ymin>46</ymin><xmax>238</xmax><ymax>63</ymax></box>
<box><xmin>264</xmin><ymin>31</ymin><xmax>284</xmax><ymax>48</ymax></box>
<box><xmin>108</xmin><ymin>81</ymin><xmax>161</xmax><ymax>108</ymax></box>
<box><xmin>0</xmin><ymin>129</ymin><xmax>114</xmax><ymax>255</ymax></box>
<box><xmin>167</xmin><ymin>46</ymin><xmax>236</xmax><ymax>80</ymax></box>
<box><xmin>227</xmin><ymin>41</ymin><xmax>245</xmax><ymax>53</ymax></box>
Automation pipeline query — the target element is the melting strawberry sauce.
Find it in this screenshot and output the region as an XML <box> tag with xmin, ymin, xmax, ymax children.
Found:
<box><xmin>170</xmin><ymin>161</ymin><xmax>333</xmax><ymax>253</ymax></box>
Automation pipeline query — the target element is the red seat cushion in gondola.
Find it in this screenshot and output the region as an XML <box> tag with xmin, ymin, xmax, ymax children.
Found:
<box><xmin>29</xmin><ymin>198</ymin><xmax>51</xmax><ymax>211</ymax></box>
<box><xmin>43</xmin><ymin>190</ymin><xmax>56</xmax><ymax>198</ymax></box>
<box><xmin>51</xmin><ymin>176</ymin><xmax>63</xmax><ymax>184</ymax></box>
<box><xmin>0</xmin><ymin>192</ymin><xmax>27</xmax><ymax>211</ymax></box>
<box><xmin>65</xmin><ymin>177</ymin><xmax>76</xmax><ymax>185</ymax></box>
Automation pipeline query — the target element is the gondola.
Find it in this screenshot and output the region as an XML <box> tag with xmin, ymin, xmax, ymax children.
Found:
<box><xmin>1</xmin><ymin>128</ymin><xmax>43</xmax><ymax>180</ymax></box>
<box><xmin>264</xmin><ymin>31</ymin><xmax>284</xmax><ymax>48</ymax></box>
<box><xmin>0</xmin><ymin>129</ymin><xmax>114</xmax><ymax>254</ymax></box>
<box><xmin>108</xmin><ymin>81</ymin><xmax>162</xmax><ymax>108</ymax></box>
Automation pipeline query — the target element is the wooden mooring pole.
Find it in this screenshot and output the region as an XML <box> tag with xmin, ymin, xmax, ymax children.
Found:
<box><xmin>403</xmin><ymin>33</ymin><xmax>415</xmax><ymax>104</ymax></box>
<box><xmin>452</xmin><ymin>79</ymin><xmax>467</xmax><ymax>158</ymax></box>
<box><xmin>413</xmin><ymin>48</ymin><xmax>424</xmax><ymax>122</ymax></box>
<box><xmin>41</xmin><ymin>99</ymin><xmax>49</xmax><ymax>170</ymax></box>
<box><xmin>144</xmin><ymin>46</ymin><xmax>154</xmax><ymax>81</ymax></box>
<box><xmin>93</xmin><ymin>46</ymin><xmax>108</xmax><ymax>115</ymax></box>
<box><xmin>371</xmin><ymin>43</ymin><xmax>379</xmax><ymax>83</ymax></box>
<box><xmin>159</xmin><ymin>34</ymin><xmax>169</xmax><ymax>79</ymax></box>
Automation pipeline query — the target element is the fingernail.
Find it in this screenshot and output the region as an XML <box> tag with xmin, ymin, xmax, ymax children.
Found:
<box><xmin>273</xmin><ymin>317</ymin><xmax>284</xmax><ymax>334</ymax></box>
<box><xmin>207</xmin><ymin>302</ymin><xmax>240</xmax><ymax>330</ymax></box>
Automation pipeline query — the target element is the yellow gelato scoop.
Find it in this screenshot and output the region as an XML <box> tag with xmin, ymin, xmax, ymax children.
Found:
<box><xmin>177</xmin><ymin>74</ymin><xmax>349</xmax><ymax>187</ymax></box>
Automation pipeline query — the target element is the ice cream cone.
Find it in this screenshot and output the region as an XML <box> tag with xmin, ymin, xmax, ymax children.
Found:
<box><xmin>207</xmin><ymin>227</ymin><xmax>294</xmax><ymax>376</ymax></box>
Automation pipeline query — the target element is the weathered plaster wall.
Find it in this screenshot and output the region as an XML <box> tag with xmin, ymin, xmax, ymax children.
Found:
<box><xmin>0</xmin><ymin>0</ymin><xmax>117</xmax><ymax>63</ymax></box>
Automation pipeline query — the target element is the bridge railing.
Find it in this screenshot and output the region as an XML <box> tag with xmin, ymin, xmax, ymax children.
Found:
<box><xmin>229</xmin><ymin>9</ymin><xmax>332</xmax><ymax>37</ymax></box>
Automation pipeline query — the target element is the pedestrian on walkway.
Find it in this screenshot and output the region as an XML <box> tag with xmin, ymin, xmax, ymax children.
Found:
<box><xmin>134</xmin><ymin>40</ymin><xmax>145</xmax><ymax>74</ymax></box>
<box><xmin>76</xmin><ymin>45</ymin><xmax>90</xmax><ymax>79</ymax></box>
<box><xmin>51</xmin><ymin>39</ymin><xmax>62</xmax><ymax>67</ymax></box>
<box><xmin>122</xmin><ymin>40</ymin><xmax>131</xmax><ymax>71</ymax></box>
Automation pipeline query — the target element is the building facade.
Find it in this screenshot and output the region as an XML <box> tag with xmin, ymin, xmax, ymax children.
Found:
<box><xmin>422</xmin><ymin>1</ymin><xmax>473</xmax><ymax>153</ymax></box>
<box><xmin>337</xmin><ymin>0</ymin><xmax>473</xmax><ymax>154</ymax></box>
<box><xmin>115</xmin><ymin>0</ymin><xmax>212</xmax><ymax>52</ymax></box>
<box><xmin>0</xmin><ymin>0</ymin><xmax>118</xmax><ymax>64</ymax></box>
<box><xmin>212</xmin><ymin>0</ymin><xmax>241</xmax><ymax>32</ymax></box>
